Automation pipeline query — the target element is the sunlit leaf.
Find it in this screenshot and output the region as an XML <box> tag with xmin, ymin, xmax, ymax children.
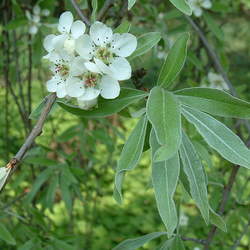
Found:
<box><xmin>182</xmin><ymin>105</ymin><xmax>250</xmax><ymax>169</ymax></box>
<box><xmin>147</xmin><ymin>87</ymin><xmax>181</xmax><ymax>162</ymax></box>
<box><xmin>169</xmin><ymin>0</ymin><xmax>192</xmax><ymax>15</ymax></box>
<box><xmin>150</xmin><ymin>129</ymin><xmax>180</xmax><ymax>237</ymax></box>
<box><xmin>128</xmin><ymin>0</ymin><xmax>136</xmax><ymax>10</ymax></box>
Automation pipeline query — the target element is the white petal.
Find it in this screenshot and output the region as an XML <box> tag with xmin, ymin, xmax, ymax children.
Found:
<box><xmin>52</xmin><ymin>34</ymin><xmax>67</xmax><ymax>50</ymax></box>
<box><xmin>100</xmin><ymin>75</ymin><xmax>120</xmax><ymax>99</ymax></box>
<box><xmin>193</xmin><ymin>7</ymin><xmax>202</xmax><ymax>17</ymax></box>
<box><xmin>47</xmin><ymin>51</ymin><xmax>62</xmax><ymax>63</ymax></box>
<box><xmin>33</xmin><ymin>5</ymin><xmax>41</xmax><ymax>15</ymax></box>
<box><xmin>25</xmin><ymin>11</ymin><xmax>32</xmax><ymax>21</ymax></box>
<box><xmin>43</xmin><ymin>34</ymin><xmax>56</xmax><ymax>52</ymax></box>
<box><xmin>46</xmin><ymin>76</ymin><xmax>61</xmax><ymax>92</ymax></box>
<box><xmin>58</xmin><ymin>11</ymin><xmax>73</xmax><ymax>34</ymax></box>
<box><xmin>90</xmin><ymin>21</ymin><xmax>113</xmax><ymax>46</ymax></box>
<box><xmin>66</xmin><ymin>77</ymin><xmax>85</xmax><ymax>97</ymax></box>
<box><xmin>77</xmin><ymin>98</ymin><xmax>98</xmax><ymax>110</ymax></box>
<box><xmin>29</xmin><ymin>25</ymin><xmax>38</xmax><ymax>35</ymax></box>
<box><xmin>111</xmin><ymin>33</ymin><xmax>137</xmax><ymax>57</ymax></box>
<box><xmin>84</xmin><ymin>62</ymin><xmax>101</xmax><ymax>73</ymax></box>
<box><xmin>56</xmin><ymin>83</ymin><xmax>67</xmax><ymax>98</ymax></box>
<box><xmin>41</xmin><ymin>9</ymin><xmax>50</xmax><ymax>16</ymax></box>
<box><xmin>109</xmin><ymin>57</ymin><xmax>131</xmax><ymax>80</ymax></box>
<box><xmin>32</xmin><ymin>15</ymin><xmax>40</xmax><ymax>23</ymax></box>
<box><xmin>71</xmin><ymin>20</ymin><xmax>86</xmax><ymax>39</ymax></box>
<box><xmin>202</xmin><ymin>0</ymin><xmax>212</xmax><ymax>9</ymax></box>
<box><xmin>75</xmin><ymin>35</ymin><xmax>95</xmax><ymax>60</ymax></box>
<box><xmin>78</xmin><ymin>87</ymin><xmax>100</xmax><ymax>101</ymax></box>
<box><xmin>94</xmin><ymin>58</ymin><xmax>113</xmax><ymax>75</ymax></box>
<box><xmin>69</xmin><ymin>57</ymin><xmax>87</xmax><ymax>76</ymax></box>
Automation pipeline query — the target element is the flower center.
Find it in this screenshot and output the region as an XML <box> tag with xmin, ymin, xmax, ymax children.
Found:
<box><xmin>55</xmin><ymin>64</ymin><xmax>69</xmax><ymax>77</ymax></box>
<box><xmin>83</xmin><ymin>72</ymin><xmax>100</xmax><ymax>88</ymax></box>
<box><xmin>95</xmin><ymin>47</ymin><xmax>113</xmax><ymax>64</ymax></box>
<box><xmin>64</xmin><ymin>38</ymin><xmax>75</xmax><ymax>54</ymax></box>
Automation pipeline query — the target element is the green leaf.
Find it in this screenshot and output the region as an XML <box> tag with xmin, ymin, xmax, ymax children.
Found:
<box><xmin>5</xmin><ymin>18</ymin><xmax>28</xmax><ymax>30</ymax></box>
<box><xmin>175</xmin><ymin>87</ymin><xmax>250</xmax><ymax>119</ymax></box>
<box><xmin>25</xmin><ymin>168</ymin><xmax>54</xmax><ymax>203</ymax></box>
<box><xmin>147</xmin><ymin>87</ymin><xmax>181</xmax><ymax>162</ymax></box>
<box><xmin>113</xmin><ymin>232</ymin><xmax>167</xmax><ymax>250</ymax></box>
<box><xmin>18</xmin><ymin>239</ymin><xmax>35</xmax><ymax>250</ymax></box>
<box><xmin>29</xmin><ymin>97</ymin><xmax>48</xmax><ymax>120</ymax></box>
<box><xmin>168</xmin><ymin>0</ymin><xmax>192</xmax><ymax>15</ymax></box>
<box><xmin>58</xmin><ymin>88</ymin><xmax>147</xmax><ymax>118</ymax></box>
<box><xmin>114</xmin><ymin>21</ymin><xmax>131</xmax><ymax>33</ymax></box>
<box><xmin>159</xmin><ymin>235</ymin><xmax>186</xmax><ymax>250</ymax></box>
<box><xmin>150</xmin><ymin>129</ymin><xmax>180</xmax><ymax>237</ymax></box>
<box><xmin>91</xmin><ymin>0</ymin><xmax>98</xmax><ymax>22</ymax></box>
<box><xmin>129</xmin><ymin>32</ymin><xmax>161</xmax><ymax>60</ymax></box>
<box><xmin>179</xmin><ymin>132</ymin><xmax>209</xmax><ymax>223</ymax></box>
<box><xmin>128</xmin><ymin>0</ymin><xmax>136</xmax><ymax>10</ymax></box>
<box><xmin>210</xmin><ymin>207</ymin><xmax>227</xmax><ymax>232</ymax></box>
<box><xmin>60</xmin><ymin>174</ymin><xmax>73</xmax><ymax>213</ymax></box>
<box><xmin>157</xmin><ymin>33</ymin><xmax>189</xmax><ymax>88</ymax></box>
<box><xmin>114</xmin><ymin>115</ymin><xmax>148</xmax><ymax>204</ymax></box>
<box><xmin>0</xmin><ymin>223</ymin><xmax>16</xmax><ymax>245</ymax></box>
<box><xmin>203</xmin><ymin>12</ymin><xmax>224</xmax><ymax>41</ymax></box>
<box><xmin>182</xmin><ymin>105</ymin><xmax>250</xmax><ymax>169</ymax></box>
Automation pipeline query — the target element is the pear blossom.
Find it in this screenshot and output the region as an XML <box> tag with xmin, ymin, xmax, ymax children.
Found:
<box><xmin>75</xmin><ymin>21</ymin><xmax>137</xmax><ymax>81</ymax></box>
<box><xmin>43</xmin><ymin>11</ymin><xmax>86</xmax><ymax>58</ymax></box>
<box><xmin>179</xmin><ymin>212</ymin><xmax>189</xmax><ymax>226</ymax></box>
<box><xmin>208</xmin><ymin>72</ymin><xmax>229</xmax><ymax>90</ymax></box>
<box><xmin>188</xmin><ymin>0</ymin><xmax>212</xmax><ymax>17</ymax></box>
<box><xmin>26</xmin><ymin>5</ymin><xmax>50</xmax><ymax>35</ymax></box>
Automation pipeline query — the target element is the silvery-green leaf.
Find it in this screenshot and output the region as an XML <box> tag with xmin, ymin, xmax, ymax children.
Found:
<box><xmin>179</xmin><ymin>132</ymin><xmax>209</xmax><ymax>223</ymax></box>
<box><xmin>157</xmin><ymin>33</ymin><xmax>189</xmax><ymax>89</ymax></box>
<box><xmin>113</xmin><ymin>232</ymin><xmax>167</xmax><ymax>250</ymax></box>
<box><xmin>128</xmin><ymin>0</ymin><xmax>136</xmax><ymax>10</ymax></box>
<box><xmin>150</xmin><ymin>129</ymin><xmax>179</xmax><ymax>237</ymax></box>
<box><xmin>169</xmin><ymin>0</ymin><xmax>192</xmax><ymax>15</ymax></box>
<box><xmin>114</xmin><ymin>115</ymin><xmax>148</xmax><ymax>204</ymax></box>
<box><xmin>147</xmin><ymin>87</ymin><xmax>181</xmax><ymax>162</ymax></box>
<box><xmin>182</xmin><ymin>105</ymin><xmax>250</xmax><ymax>169</ymax></box>
<box><xmin>0</xmin><ymin>167</ymin><xmax>11</xmax><ymax>191</ymax></box>
<box><xmin>210</xmin><ymin>207</ymin><xmax>227</xmax><ymax>232</ymax></box>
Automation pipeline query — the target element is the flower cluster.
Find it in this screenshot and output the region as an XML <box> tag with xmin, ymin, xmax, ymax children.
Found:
<box><xmin>26</xmin><ymin>5</ymin><xmax>50</xmax><ymax>35</ymax></box>
<box><xmin>43</xmin><ymin>11</ymin><xmax>137</xmax><ymax>109</ymax></box>
<box><xmin>188</xmin><ymin>0</ymin><xmax>212</xmax><ymax>17</ymax></box>
<box><xmin>207</xmin><ymin>72</ymin><xmax>229</xmax><ymax>90</ymax></box>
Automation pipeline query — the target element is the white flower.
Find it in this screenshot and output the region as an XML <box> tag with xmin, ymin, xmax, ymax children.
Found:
<box><xmin>44</xmin><ymin>11</ymin><xmax>86</xmax><ymax>57</ymax></box>
<box><xmin>189</xmin><ymin>0</ymin><xmax>212</xmax><ymax>17</ymax></box>
<box><xmin>179</xmin><ymin>212</ymin><xmax>189</xmax><ymax>226</ymax></box>
<box><xmin>75</xmin><ymin>21</ymin><xmax>137</xmax><ymax>81</ymax></box>
<box><xmin>208</xmin><ymin>72</ymin><xmax>229</xmax><ymax>90</ymax></box>
<box><xmin>26</xmin><ymin>5</ymin><xmax>50</xmax><ymax>35</ymax></box>
<box><xmin>194</xmin><ymin>247</ymin><xmax>201</xmax><ymax>250</ymax></box>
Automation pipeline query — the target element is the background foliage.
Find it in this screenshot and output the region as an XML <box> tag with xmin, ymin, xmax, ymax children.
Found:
<box><xmin>1</xmin><ymin>0</ymin><xmax>250</xmax><ymax>249</ymax></box>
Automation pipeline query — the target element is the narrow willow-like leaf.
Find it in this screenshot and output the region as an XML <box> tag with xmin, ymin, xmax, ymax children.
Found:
<box><xmin>58</xmin><ymin>88</ymin><xmax>147</xmax><ymax>118</ymax></box>
<box><xmin>113</xmin><ymin>232</ymin><xmax>167</xmax><ymax>250</ymax></box>
<box><xmin>129</xmin><ymin>32</ymin><xmax>161</xmax><ymax>60</ymax></box>
<box><xmin>150</xmin><ymin>129</ymin><xmax>180</xmax><ymax>237</ymax></box>
<box><xmin>169</xmin><ymin>0</ymin><xmax>192</xmax><ymax>15</ymax></box>
<box><xmin>114</xmin><ymin>20</ymin><xmax>131</xmax><ymax>33</ymax></box>
<box><xmin>175</xmin><ymin>87</ymin><xmax>250</xmax><ymax>119</ymax></box>
<box><xmin>91</xmin><ymin>0</ymin><xmax>98</xmax><ymax>22</ymax></box>
<box><xmin>157</xmin><ymin>33</ymin><xmax>189</xmax><ymax>89</ymax></box>
<box><xmin>159</xmin><ymin>235</ymin><xmax>186</xmax><ymax>250</ymax></box>
<box><xmin>210</xmin><ymin>207</ymin><xmax>227</xmax><ymax>232</ymax></box>
<box><xmin>179</xmin><ymin>132</ymin><xmax>209</xmax><ymax>223</ymax></box>
<box><xmin>128</xmin><ymin>0</ymin><xmax>136</xmax><ymax>10</ymax></box>
<box><xmin>182</xmin><ymin>105</ymin><xmax>250</xmax><ymax>169</ymax></box>
<box><xmin>0</xmin><ymin>223</ymin><xmax>16</xmax><ymax>245</ymax></box>
<box><xmin>147</xmin><ymin>87</ymin><xmax>181</xmax><ymax>162</ymax></box>
<box><xmin>114</xmin><ymin>115</ymin><xmax>148</xmax><ymax>204</ymax></box>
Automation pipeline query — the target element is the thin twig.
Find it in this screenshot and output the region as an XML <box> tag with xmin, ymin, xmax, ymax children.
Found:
<box><xmin>185</xmin><ymin>15</ymin><xmax>236</xmax><ymax>96</ymax></box>
<box><xmin>3</xmin><ymin>93</ymin><xmax>57</xmax><ymax>190</ymax></box>
<box><xmin>182</xmin><ymin>237</ymin><xmax>207</xmax><ymax>245</ymax></box>
<box><xmin>70</xmin><ymin>0</ymin><xmax>90</xmax><ymax>26</ymax></box>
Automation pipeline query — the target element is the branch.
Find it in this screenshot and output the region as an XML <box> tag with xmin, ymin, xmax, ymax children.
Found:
<box><xmin>3</xmin><ymin>93</ymin><xmax>57</xmax><ymax>189</ymax></box>
<box><xmin>70</xmin><ymin>0</ymin><xmax>90</xmax><ymax>26</ymax></box>
<box><xmin>185</xmin><ymin>15</ymin><xmax>237</xmax><ymax>97</ymax></box>
<box><xmin>182</xmin><ymin>236</ymin><xmax>207</xmax><ymax>245</ymax></box>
